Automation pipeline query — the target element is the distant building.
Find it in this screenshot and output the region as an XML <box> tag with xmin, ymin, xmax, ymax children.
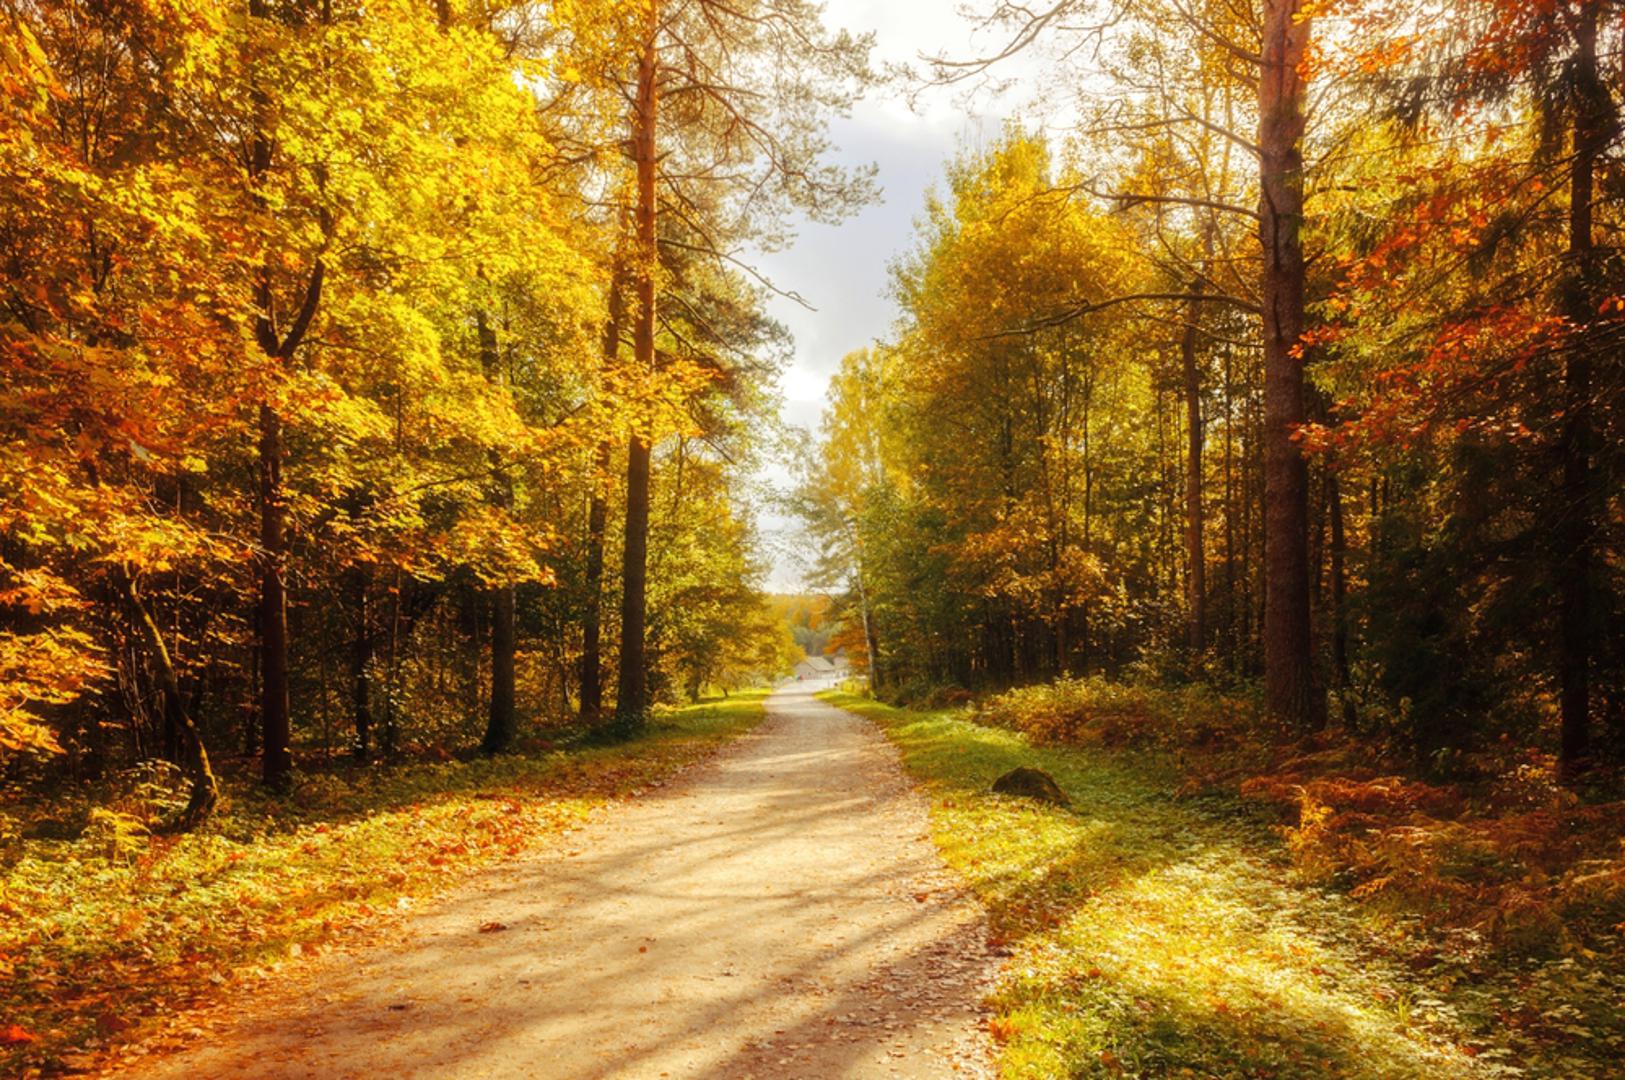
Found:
<box><xmin>793</xmin><ymin>655</ymin><xmax>838</xmax><ymax>681</ymax></box>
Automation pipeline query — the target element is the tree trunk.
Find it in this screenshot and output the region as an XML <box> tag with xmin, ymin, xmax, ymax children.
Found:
<box><xmin>383</xmin><ymin>567</ymin><xmax>402</xmax><ymax>755</ymax></box>
<box><xmin>245</xmin><ymin>0</ymin><xmax>320</xmax><ymax>790</ymax></box>
<box><xmin>848</xmin><ymin>522</ymin><xmax>883</xmax><ymax>688</ymax></box>
<box><xmin>862</xmin><ymin>603</ymin><xmax>882</xmax><ymax>688</ymax></box>
<box><xmin>614</xmin><ymin>11</ymin><xmax>659</xmax><ymax>733</ymax></box>
<box><xmin>581</xmin><ymin>260</ymin><xmax>625</xmax><ymax>722</ymax></box>
<box><xmin>477</xmin><ymin>311</ymin><xmax>518</xmax><ymax>753</ymax></box>
<box><xmin>258</xmin><ymin>402</ymin><xmax>293</xmax><ymax>786</ymax></box>
<box><xmin>1559</xmin><ymin>1</ymin><xmax>1602</xmax><ymax>774</ymax></box>
<box><xmin>1182</xmin><ymin>273</ymin><xmax>1206</xmax><ymax>660</ymax></box>
<box><xmin>126</xmin><ymin>577</ymin><xmax>217</xmax><ymax>829</ymax></box>
<box><xmin>246</xmin><ymin>602</ymin><xmax>261</xmax><ymax>756</ymax></box>
<box><xmin>1328</xmin><ymin>470</ymin><xmax>1354</xmax><ymax>728</ymax></box>
<box><xmin>1222</xmin><ymin>343</ymin><xmax>1238</xmax><ymax>671</ymax></box>
<box><xmin>580</xmin><ymin>441</ymin><xmax>611</xmax><ymax>721</ymax></box>
<box><xmin>616</xmin><ymin>434</ymin><xmax>652</xmax><ymax>730</ymax></box>
<box><xmin>1258</xmin><ymin>0</ymin><xmax>1322</xmax><ymax>731</ymax></box>
<box><xmin>486</xmin><ymin>582</ymin><xmax>517</xmax><ymax>752</ymax></box>
<box><xmin>348</xmin><ymin>565</ymin><xmax>372</xmax><ymax>758</ymax></box>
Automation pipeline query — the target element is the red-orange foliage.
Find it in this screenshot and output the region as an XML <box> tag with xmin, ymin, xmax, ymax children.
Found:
<box><xmin>1244</xmin><ymin>757</ymin><xmax>1625</xmax><ymax>948</ymax></box>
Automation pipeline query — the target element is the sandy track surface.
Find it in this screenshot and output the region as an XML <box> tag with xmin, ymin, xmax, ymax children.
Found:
<box><xmin>113</xmin><ymin>686</ymin><xmax>997</xmax><ymax>1079</ymax></box>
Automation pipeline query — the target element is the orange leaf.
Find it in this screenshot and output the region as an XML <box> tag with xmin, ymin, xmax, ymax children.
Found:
<box><xmin>0</xmin><ymin>1024</ymin><xmax>37</xmax><ymax>1045</ymax></box>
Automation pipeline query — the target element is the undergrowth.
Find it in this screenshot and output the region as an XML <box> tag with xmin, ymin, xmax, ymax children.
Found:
<box><xmin>0</xmin><ymin>692</ymin><xmax>765</xmax><ymax>1077</ymax></box>
<box><xmin>975</xmin><ymin>677</ymin><xmax>1625</xmax><ymax>960</ymax></box>
<box><xmin>822</xmin><ymin>688</ymin><xmax>1625</xmax><ymax>1079</ymax></box>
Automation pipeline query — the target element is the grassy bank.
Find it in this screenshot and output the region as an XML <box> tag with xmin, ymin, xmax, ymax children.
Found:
<box><xmin>0</xmin><ymin>692</ymin><xmax>766</xmax><ymax>1076</ymax></box>
<box><xmin>821</xmin><ymin>690</ymin><xmax>1623</xmax><ymax>1079</ymax></box>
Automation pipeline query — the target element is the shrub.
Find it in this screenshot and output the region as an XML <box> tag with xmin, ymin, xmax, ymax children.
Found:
<box><xmin>1244</xmin><ymin>765</ymin><xmax>1625</xmax><ymax>952</ymax></box>
<box><xmin>975</xmin><ymin>674</ymin><xmax>1625</xmax><ymax>955</ymax></box>
<box><xmin>877</xmin><ymin>678</ymin><xmax>968</xmax><ymax>710</ymax></box>
<box><xmin>978</xmin><ymin>676</ymin><xmax>1261</xmax><ymax>752</ymax></box>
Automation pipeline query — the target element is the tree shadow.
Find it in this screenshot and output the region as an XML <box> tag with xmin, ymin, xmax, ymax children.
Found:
<box><xmin>873</xmin><ymin>707</ymin><xmax>1494</xmax><ymax>1077</ymax></box>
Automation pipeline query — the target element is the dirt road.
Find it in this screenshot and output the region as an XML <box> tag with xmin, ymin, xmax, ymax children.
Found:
<box><xmin>116</xmin><ymin>686</ymin><xmax>996</xmax><ymax>1079</ymax></box>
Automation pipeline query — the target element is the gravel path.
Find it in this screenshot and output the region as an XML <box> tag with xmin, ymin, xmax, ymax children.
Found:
<box><xmin>114</xmin><ymin>686</ymin><xmax>997</xmax><ymax>1079</ymax></box>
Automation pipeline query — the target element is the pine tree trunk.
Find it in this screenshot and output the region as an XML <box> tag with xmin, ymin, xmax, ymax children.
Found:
<box><xmin>616</xmin><ymin>434</ymin><xmax>651</xmax><ymax>730</ymax></box>
<box><xmin>1182</xmin><ymin>274</ymin><xmax>1206</xmax><ymax>660</ymax></box>
<box><xmin>614</xmin><ymin>11</ymin><xmax>659</xmax><ymax>733</ymax></box>
<box><xmin>1259</xmin><ymin>0</ymin><xmax>1322</xmax><ymax>731</ymax></box>
<box><xmin>1559</xmin><ymin>2</ymin><xmax>1602</xmax><ymax>774</ymax></box>
<box><xmin>580</xmin><ymin>441</ymin><xmax>611</xmax><ymax>721</ymax></box>
<box><xmin>581</xmin><ymin>260</ymin><xmax>624</xmax><ymax>722</ymax></box>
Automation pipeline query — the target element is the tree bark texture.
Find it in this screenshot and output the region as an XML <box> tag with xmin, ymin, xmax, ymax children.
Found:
<box><xmin>1560</xmin><ymin>1</ymin><xmax>1603</xmax><ymax>772</ymax></box>
<box><xmin>1258</xmin><ymin>0</ymin><xmax>1323</xmax><ymax>731</ymax></box>
<box><xmin>478</xmin><ymin>310</ymin><xmax>518</xmax><ymax>753</ymax></box>
<box><xmin>1182</xmin><ymin>273</ymin><xmax>1206</xmax><ymax>658</ymax></box>
<box><xmin>614</xmin><ymin>12</ymin><xmax>659</xmax><ymax>733</ymax></box>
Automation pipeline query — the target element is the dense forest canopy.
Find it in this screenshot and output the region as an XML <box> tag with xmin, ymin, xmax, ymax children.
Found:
<box><xmin>0</xmin><ymin>0</ymin><xmax>867</xmax><ymax>814</ymax></box>
<box><xmin>800</xmin><ymin>0</ymin><xmax>1625</xmax><ymax>772</ymax></box>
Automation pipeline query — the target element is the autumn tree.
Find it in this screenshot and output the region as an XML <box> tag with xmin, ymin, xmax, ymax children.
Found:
<box><xmin>1304</xmin><ymin>0</ymin><xmax>1625</xmax><ymax>766</ymax></box>
<box><xmin>927</xmin><ymin>0</ymin><xmax>1331</xmax><ymax>727</ymax></box>
<box><xmin>802</xmin><ymin>135</ymin><xmax>1179</xmax><ymax>688</ymax></box>
<box><xmin>599</xmin><ymin>0</ymin><xmax>875</xmax><ymax>732</ymax></box>
<box><xmin>1</xmin><ymin>0</ymin><xmax>605</xmax><ymax>802</ymax></box>
<box><xmin>0</xmin><ymin>0</ymin><xmax>241</xmax><ymax>815</ymax></box>
<box><xmin>794</xmin><ymin>348</ymin><xmax>898</xmax><ymax>687</ymax></box>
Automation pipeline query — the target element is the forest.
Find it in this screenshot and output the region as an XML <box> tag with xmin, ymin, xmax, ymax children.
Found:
<box><xmin>3</xmin><ymin>0</ymin><xmax>1625</xmax><ymax>1077</ymax></box>
<box><xmin>789</xmin><ymin>0</ymin><xmax>1625</xmax><ymax>1072</ymax></box>
<box><xmin>0</xmin><ymin>0</ymin><xmax>828</xmax><ymax>806</ymax></box>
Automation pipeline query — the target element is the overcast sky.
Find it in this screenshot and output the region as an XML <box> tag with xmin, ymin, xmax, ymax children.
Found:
<box><xmin>750</xmin><ymin>0</ymin><xmax>1036</xmax><ymax>591</ymax></box>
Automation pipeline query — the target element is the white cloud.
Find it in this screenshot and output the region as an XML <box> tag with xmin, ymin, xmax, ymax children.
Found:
<box><xmin>778</xmin><ymin>361</ymin><xmax>832</xmax><ymax>405</ymax></box>
<box><xmin>747</xmin><ymin>0</ymin><xmax>1041</xmax><ymax>590</ymax></box>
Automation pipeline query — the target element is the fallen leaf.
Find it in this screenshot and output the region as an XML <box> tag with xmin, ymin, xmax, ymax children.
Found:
<box><xmin>95</xmin><ymin>1012</ymin><xmax>130</xmax><ymax>1036</ymax></box>
<box><xmin>478</xmin><ymin>921</ymin><xmax>508</xmax><ymax>933</ymax></box>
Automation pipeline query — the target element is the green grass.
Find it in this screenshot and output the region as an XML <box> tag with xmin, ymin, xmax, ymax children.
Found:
<box><xmin>821</xmin><ymin>690</ymin><xmax>1625</xmax><ymax>1080</ymax></box>
<box><xmin>0</xmin><ymin>692</ymin><xmax>765</xmax><ymax>1077</ymax></box>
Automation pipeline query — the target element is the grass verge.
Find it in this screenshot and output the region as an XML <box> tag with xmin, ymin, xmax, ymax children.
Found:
<box><xmin>820</xmin><ymin>690</ymin><xmax>1624</xmax><ymax>1079</ymax></box>
<box><xmin>0</xmin><ymin>692</ymin><xmax>765</xmax><ymax>1077</ymax></box>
